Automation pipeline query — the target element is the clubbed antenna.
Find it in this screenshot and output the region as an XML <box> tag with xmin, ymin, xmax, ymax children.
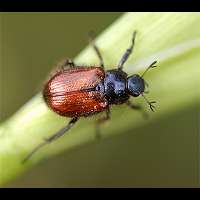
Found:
<box><xmin>141</xmin><ymin>94</ymin><xmax>156</xmax><ymax>112</ymax></box>
<box><xmin>141</xmin><ymin>61</ymin><xmax>157</xmax><ymax>77</ymax></box>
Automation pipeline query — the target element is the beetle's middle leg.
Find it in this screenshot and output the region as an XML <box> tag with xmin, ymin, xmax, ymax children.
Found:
<box><xmin>95</xmin><ymin>108</ymin><xmax>110</xmax><ymax>140</ymax></box>
<box><xmin>88</xmin><ymin>31</ymin><xmax>104</xmax><ymax>69</ymax></box>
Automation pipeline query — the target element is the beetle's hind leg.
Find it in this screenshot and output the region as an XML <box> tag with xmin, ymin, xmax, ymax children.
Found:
<box><xmin>88</xmin><ymin>31</ymin><xmax>104</xmax><ymax>69</ymax></box>
<box><xmin>48</xmin><ymin>59</ymin><xmax>75</xmax><ymax>79</ymax></box>
<box><xmin>58</xmin><ymin>58</ymin><xmax>75</xmax><ymax>70</ymax></box>
<box><xmin>95</xmin><ymin>108</ymin><xmax>110</xmax><ymax>140</ymax></box>
<box><xmin>22</xmin><ymin>117</ymin><xmax>79</xmax><ymax>163</ymax></box>
<box><xmin>126</xmin><ymin>100</ymin><xmax>149</xmax><ymax>119</ymax></box>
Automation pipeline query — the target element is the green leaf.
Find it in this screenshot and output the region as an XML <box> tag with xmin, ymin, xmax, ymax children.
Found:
<box><xmin>0</xmin><ymin>12</ymin><xmax>200</xmax><ymax>186</ymax></box>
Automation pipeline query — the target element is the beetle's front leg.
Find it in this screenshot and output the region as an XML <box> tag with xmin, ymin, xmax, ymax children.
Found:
<box><xmin>126</xmin><ymin>100</ymin><xmax>148</xmax><ymax>119</ymax></box>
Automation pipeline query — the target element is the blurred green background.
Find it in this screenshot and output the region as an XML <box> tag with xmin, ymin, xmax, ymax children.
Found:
<box><xmin>0</xmin><ymin>13</ymin><xmax>199</xmax><ymax>187</ymax></box>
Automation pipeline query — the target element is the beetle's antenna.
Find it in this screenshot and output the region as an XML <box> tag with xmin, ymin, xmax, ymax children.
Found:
<box><xmin>141</xmin><ymin>61</ymin><xmax>157</xmax><ymax>77</ymax></box>
<box><xmin>141</xmin><ymin>94</ymin><xmax>156</xmax><ymax>112</ymax></box>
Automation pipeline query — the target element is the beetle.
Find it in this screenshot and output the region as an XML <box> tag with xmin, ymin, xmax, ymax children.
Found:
<box><xmin>23</xmin><ymin>31</ymin><xmax>157</xmax><ymax>163</ymax></box>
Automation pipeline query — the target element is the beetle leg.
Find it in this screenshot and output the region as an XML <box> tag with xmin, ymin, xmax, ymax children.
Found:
<box><xmin>95</xmin><ymin>108</ymin><xmax>110</xmax><ymax>139</ymax></box>
<box><xmin>88</xmin><ymin>31</ymin><xmax>104</xmax><ymax>69</ymax></box>
<box><xmin>126</xmin><ymin>100</ymin><xmax>149</xmax><ymax>119</ymax></box>
<box><xmin>22</xmin><ymin>117</ymin><xmax>79</xmax><ymax>163</ymax></box>
<box><xmin>59</xmin><ymin>58</ymin><xmax>75</xmax><ymax>70</ymax></box>
<box><xmin>118</xmin><ymin>31</ymin><xmax>137</xmax><ymax>70</ymax></box>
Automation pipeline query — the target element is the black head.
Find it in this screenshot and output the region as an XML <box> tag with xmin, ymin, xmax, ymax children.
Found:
<box><xmin>127</xmin><ymin>74</ymin><xmax>145</xmax><ymax>97</ymax></box>
<box><xmin>126</xmin><ymin>60</ymin><xmax>158</xmax><ymax>112</ymax></box>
